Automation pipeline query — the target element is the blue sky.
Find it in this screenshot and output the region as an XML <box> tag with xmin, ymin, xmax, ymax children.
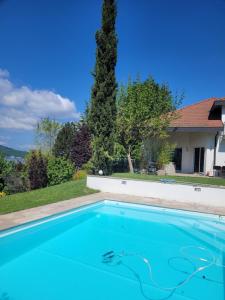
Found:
<box><xmin>0</xmin><ymin>0</ymin><xmax>225</xmax><ymax>150</ymax></box>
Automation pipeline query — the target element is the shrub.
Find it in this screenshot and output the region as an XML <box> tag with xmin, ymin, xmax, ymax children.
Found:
<box><xmin>73</xmin><ymin>170</ymin><xmax>87</xmax><ymax>180</ymax></box>
<box><xmin>0</xmin><ymin>154</ymin><xmax>13</xmax><ymax>192</ymax></box>
<box><xmin>3</xmin><ymin>171</ymin><xmax>29</xmax><ymax>194</ymax></box>
<box><xmin>156</xmin><ymin>142</ymin><xmax>175</xmax><ymax>169</ymax></box>
<box><xmin>27</xmin><ymin>150</ymin><xmax>48</xmax><ymax>190</ymax></box>
<box><xmin>47</xmin><ymin>157</ymin><xmax>74</xmax><ymax>186</ymax></box>
<box><xmin>0</xmin><ymin>191</ymin><xmax>6</xmax><ymax>198</ymax></box>
<box><xmin>82</xmin><ymin>160</ymin><xmax>95</xmax><ymax>175</ymax></box>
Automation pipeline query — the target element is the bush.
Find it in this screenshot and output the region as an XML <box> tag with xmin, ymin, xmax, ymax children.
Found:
<box><xmin>47</xmin><ymin>157</ymin><xmax>74</xmax><ymax>186</ymax></box>
<box><xmin>27</xmin><ymin>151</ymin><xmax>48</xmax><ymax>190</ymax></box>
<box><xmin>82</xmin><ymin>160</ymin><xmax>95</xmax><ymax>175</ymax></box>
<box><xmin>0</xmin><ymin>191</ymin><xmax>6</xmax><ymax>198</ymax></box>
<box><xmin>73</xmin><ymin>170</ymin><xmax>87</xmax><ymax>180</ymax></box>
<box><xmin>156</xmin><ymin>142</ymin><xmax>175</xmax><ymax>169</ymax></box>
<box><xmin>3</xmin><ymin>171</ymin><xmax>29</xmax><ymax>195</ymax></box>
<box><xmin>0</xmin><ymin>154</ymin><xmax>13</xmax><ymax>192</ymax></box>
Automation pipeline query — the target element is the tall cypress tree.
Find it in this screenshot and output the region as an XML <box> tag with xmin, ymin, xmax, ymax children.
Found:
<box><xmin>89</xmin><ymin>0</ymin><xmax>117</xmax><ymax>175</ymax></box>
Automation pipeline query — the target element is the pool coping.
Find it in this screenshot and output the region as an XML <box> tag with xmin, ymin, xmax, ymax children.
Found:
<box><xmin>1</xmin><ymin>192</ymin><xmax>225</xmax><ymax>231</ymax></box>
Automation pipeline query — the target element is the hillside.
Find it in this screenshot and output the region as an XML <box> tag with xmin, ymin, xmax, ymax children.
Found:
<box><xmin>0</xmin><ymin>145</ymin><xmax>27</xmax><ymax>158</ymax></box>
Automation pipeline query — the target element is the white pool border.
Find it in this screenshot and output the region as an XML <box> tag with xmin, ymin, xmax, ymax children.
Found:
<box><xmin>1</xmin><ymin>199</ymin><xmax>225</xmax><ymax>239</ymax></box>
<box><xmin>0</xmin><ymin>201</ymin><xmax>104</xmax><ymax>238</ymax></box>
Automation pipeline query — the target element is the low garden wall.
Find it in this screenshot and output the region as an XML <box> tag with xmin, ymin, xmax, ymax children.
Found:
<box><xmin>87</xmin><ymin>176</ymin><xmax>225</xmax><ymax>208</ymax></box>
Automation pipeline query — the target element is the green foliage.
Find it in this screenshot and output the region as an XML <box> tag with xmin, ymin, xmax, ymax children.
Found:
<box><xmin>0</xmin><ymin>153</ymin><xmax>13</xmax><ymax>192</ymax></box>
<box><xmin>35</xmin><ymin>117</ymin><xmax>61</xmax><ymax>154</ymax></box>
<box><xmin>91</xmin><ymin>138</ymin><xmax>113</xmax><ymax>175</ymax></box>
<box><xmin>3</xmin><ymin>173</ymin><xmax>28</xmax><ymax>195</ymax></box>
<box><xmin>47</xmin><ymin>156</ymin><xmax>74</xmax><ymax>186</ymax></box>
<box><xmin>113</xmin><ymin>142</ymin><xmax>127</xmax><ymax>160</ymax></box>
<box><xmin>116</xmin><ymin>77</ymin><xmax>178</xmax><ymax>172</ymax></box>
<box><xmin>141</xmin><ymin>138</ymin><xmax>175</xmax><ymax>170</ymax></box>
<box><xmin>88</xmin><ymin>0</ymin><xmax>117</xmax><ymax>174</ymax></box>
<box><xmin>82</xmin><ymin>160</ymin><xmax>95</xmax><ymax>175</ymax></box>
<box><xmin>0</xmin><ymin>191</ymin><xmax>6</xmax><ymax>198</ymax></box>
<box><xmin>73</xmin><ymin>170</ymin><xmax>87</xmax><ymax>180</ymax></box>
<box><xmin>156</xmin><ymin>142</ymin><xmax>175</xmax><ymax>169</ymax></box>
<box><xmin>53</xmin><ymin>120</ymin><xmax>92</xmax><ymax>170</ymax></box>
<box><xmin>3</xmin><ymin>162</ymin><xmax>29</xmax><ymax>195</ymax></box>
<box><xmin>27</xmin><ymin>151</ymin><xmax>48</xmax><ymax>190</ymax></box>
<box><xmin>0</xmin><ymin>157</ymin><xmax>28</xmax><ymax>195</ymax></box>
<box><xmin>53</xmin><ymin>122</ymin><xmax>77</xmax><ymax>160</ymax></box>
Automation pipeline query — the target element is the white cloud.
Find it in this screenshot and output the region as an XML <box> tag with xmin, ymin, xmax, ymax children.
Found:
<box><xmin>0</xmin><ymin>69</ymin><xmax>80</xmax><ymax>130</ymax></box>
<box><xmin>0</xmin><ymin>69</ymin><xmax>9</xmax><ymax>78</ymax></box>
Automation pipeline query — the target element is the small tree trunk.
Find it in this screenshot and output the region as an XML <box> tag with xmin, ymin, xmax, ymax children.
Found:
<box><xmin>127</xmin><ymin>151</ymin><xmax>134</xmax><ymax>173</ymax></box>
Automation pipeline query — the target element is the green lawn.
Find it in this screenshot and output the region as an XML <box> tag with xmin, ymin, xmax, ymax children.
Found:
<box><xmin>0</xmin><ymin>180</ymin><xmax>98</xmax><ymax>215</ymax></box>
<box><xmin>112</xmin><ymin>172</ymin><xmax>225</xmax><ymax>187</ymax></box>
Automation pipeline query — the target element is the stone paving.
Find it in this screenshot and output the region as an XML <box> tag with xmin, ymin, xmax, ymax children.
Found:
<box><xmin>1</xmin><ymin>192</ymin><xmax>225</xmax><ymax>231</ymax></box>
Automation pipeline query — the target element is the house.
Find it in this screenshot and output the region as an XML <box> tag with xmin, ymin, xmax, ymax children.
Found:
<box><xmin>169</xmin><ymin>97</ymin><xmax>225</xmax><ymax>175</ymax></box>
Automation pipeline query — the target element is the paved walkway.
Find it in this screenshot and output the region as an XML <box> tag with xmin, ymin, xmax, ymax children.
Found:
<box><xmin>1</xmin><ymin>192</ymin><xmax>225</xmax><ymax>231</ymax></box>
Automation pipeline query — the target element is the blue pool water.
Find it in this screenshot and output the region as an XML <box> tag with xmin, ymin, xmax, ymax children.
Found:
<box><xmin>0</xmin><ymin>200</ymin><xmax>225</xmax><ymax>300</ymax></box>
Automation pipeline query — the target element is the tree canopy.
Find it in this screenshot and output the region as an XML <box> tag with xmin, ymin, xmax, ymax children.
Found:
<box><xmin>116</xmin><ymin>77</ymin><xmax>178</xmax><ymax>172</ymax></box>
<box><xmin>70</xmin><ymin>122</ymin><xmax>92</xmax><ymax>169</ymax></box>
<box><xmin>35</xmin><ymin>117</ymin><xmax>61</xmax><ymax>154</ymax></box>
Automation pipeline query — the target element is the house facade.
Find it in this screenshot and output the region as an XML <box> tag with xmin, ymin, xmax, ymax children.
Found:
<box><xmin>169</xmin><ymin>97</ymin><xmax>225</xmax><ymax>175</ymax></box>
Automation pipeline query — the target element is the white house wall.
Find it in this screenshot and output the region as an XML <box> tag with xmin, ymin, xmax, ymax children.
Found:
<box><xmin>169</xmin><ymin>132</ymin><xmax>215</xmax><ymax>173</ymax></box>
<box><xmin>215</xmin><ymin>106</ymin><xmax>225</xmax><ymax>167</ymax></box>
<box><xmin>222</xmin><ymin>106</ymin><xmax>225</xmax><ymax>123</ymax></box>
<box><xmin>215</xmin><ymin>134</ymin><xmax>225</xmax><ymax>166</ymax></box>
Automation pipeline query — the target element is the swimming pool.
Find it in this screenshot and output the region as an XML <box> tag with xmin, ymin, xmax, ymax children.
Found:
<box><xmin>0</xmin><ymin>200</ymin><xmax>224</xmax><ymax>300</ymax></box>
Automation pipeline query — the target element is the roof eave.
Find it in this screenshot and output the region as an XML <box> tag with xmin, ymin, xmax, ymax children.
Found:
<box><xmin>168</xmin><ymin>127</ymin><xmax>223</xmax><ymax>133</ymax></box>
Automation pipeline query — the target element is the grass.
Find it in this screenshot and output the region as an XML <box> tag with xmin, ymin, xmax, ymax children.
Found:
<box><xmin>0</xmin><ymin>180</ymin><xmax>98</xmax><ymax>215</ymax></box>
<box><xmin>112</xmin><ymin>172</ymin><xmax>225</xmax><ymax>187</ymax></box>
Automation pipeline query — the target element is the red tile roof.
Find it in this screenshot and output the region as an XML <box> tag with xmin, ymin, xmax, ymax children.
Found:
<box><xmin>170</xmin><ymin>97</ymin><xmax>225</xmax><ymax>128</ymax></box>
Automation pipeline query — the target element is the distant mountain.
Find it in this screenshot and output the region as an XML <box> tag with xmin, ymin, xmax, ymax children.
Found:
<box><xmin>0</xmin><ymin>145</ymin><xmax>27</xmax><ymax>158</ymax></box>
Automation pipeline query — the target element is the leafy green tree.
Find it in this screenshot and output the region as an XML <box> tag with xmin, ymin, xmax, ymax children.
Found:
<box><xmin>53</xmin><ymin>122</ymin><xmax>77</xmax><ymax>159</ymax></box>
<box><xmin>116</xmin><ymin>77</ymin><xmax>178</xmax><ymax>172</ymax></box>
<box><xmin>47</xmin><ymin>156</ymin><xmax>74</xmax><ymax>186</ymax></box>
<box><xmin>35</xmin><ymin>117</ymin><xmax>61</xmax><ymax>154</ymax></box>
<box><xmin>88</xmin><ymin>0</ymin><xmax>117</xmax><ymax>175</ymax></box>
